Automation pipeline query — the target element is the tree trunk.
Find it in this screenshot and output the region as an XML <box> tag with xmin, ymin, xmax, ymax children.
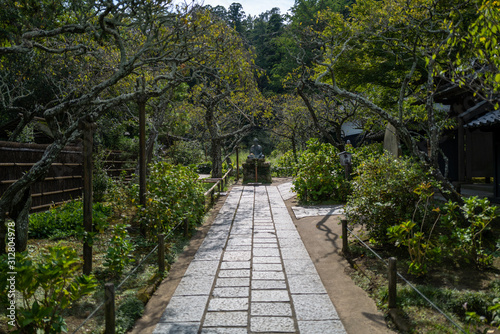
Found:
<box><xmin>146</xmin><ymin>127</ymin><xmax>158</xmax><ymax>165</ymax></box>
<box><xmin>10</xmin><ymin>188</ymin><xmax>31</xmax><ymax>252</ymax></box>
<box><xmin>0</xmin><ymin>139</ymin><xmax>68</xmax><ymax>254</ymax></box>
<box><xmin>211</xmin><ymin>139</ymin><xmax>223</xmax><ymax>178</ymax></box>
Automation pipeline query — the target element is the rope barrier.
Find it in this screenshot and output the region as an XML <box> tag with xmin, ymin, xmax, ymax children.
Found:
<box><xmin>71</xmin><ymin>219</ymin><xmax>185</xmax><ymax>333</ymax></box>
<box><xmin>345</xmin><ymin>225</ymin><xmax>467</xmax><ymax>334</ymax></box>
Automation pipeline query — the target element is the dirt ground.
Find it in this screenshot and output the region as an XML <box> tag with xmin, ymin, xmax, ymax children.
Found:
<box><xmin>129</xmin><ymin>178</ymin><xmax>395</xmax><ymax>334</ymax></box>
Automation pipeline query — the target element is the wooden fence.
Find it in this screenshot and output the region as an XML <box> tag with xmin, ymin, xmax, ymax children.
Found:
<box><xmin>203</xmin><ymin>168</ymin><xmax>232</xmax><ymax>206</ymax></box>
<box><xmin>0</xmin><ymin>141</ymin><xmax>136</xmax><ymax>213</ymax></box>
<box><xmin>100</xmin><ymin>150</ymin><xmax>136</xmax><ymax>181</ymax></box>
<box><xmin>0</xmin><ymin>141</ymin><xmax>83</xmax><ymax>212</ymax></box>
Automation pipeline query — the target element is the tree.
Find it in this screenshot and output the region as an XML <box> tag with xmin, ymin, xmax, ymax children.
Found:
<box><xmin>269</xmin><ymin>94</ymin><xmax>314</xmax><ymax>161</ymax></box>
<box><xmin>0</xmin><ymin>0</ymin><xmax>216</xmax><ymax>253</ymax></box>
<box><xmin>248</xmin><ymin>8</ymin><xmax>287</xmax><ymax>93</ymax></box>
<box><xmin>297</xmin><ymin>80</ymin><xmax>375</xmax><ymax>150</ymax></box>
<box><xmin>188</xmin><ymin>13</ymin><xmax>264</xmax><ymax>178</ymax></box>
<box><xmin>293</xmin><ymin>0</ymin><xmax>497</xmax><ymax>202</ymax></box>
<box><xmin>448</xmin><ymin>0</ymin><xmax>500</xmax><ymax>103</ymax></box>
<box><xmin>227</xmin><ymin>3</ymin><xmax>246</xmax><ymax>34</ymax></box>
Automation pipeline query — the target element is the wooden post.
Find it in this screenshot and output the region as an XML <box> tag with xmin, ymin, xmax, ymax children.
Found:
<box><xmin>388</xmin><ymin>257</ymin><xmax>397</xmax><ymax>309</ymax></box>
<box><xmin>158</xmin><ymin>234</ymin><xmax>165</xmax><ymax>273</ymax></box>
<box><xmin>138</xmin><ymin>99</ymin><xmax>147</xmax><ymax>236</ymax></box>
<box><xmin>255</xmin><ymin>161</ymin><xmax>258</xmax><ymax>183</ymax></box>
<box><xmin>105</xmin><ymin>283</ymin><xmax>115</xmax><ymax>334</ymax></box>
<box><xmin>341</xmin><ymin>220</ymin><xmax>349</xmax><ymax>255</ymax></box>
<box><xmin>83</xmin><ymin>121</ymin><xmax>94</xmax><ymax>275</ymax></box>
<box><xmin>236</xmin><ymin>147</ymin><xmax>239</xmax><ymax>181</ymax></box>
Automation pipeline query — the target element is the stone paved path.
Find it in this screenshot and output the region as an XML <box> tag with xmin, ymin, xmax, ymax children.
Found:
<box><xmin>153</xmin><ymin>185</ymin><xmax>347</xmax><ymax>334</ymax></box>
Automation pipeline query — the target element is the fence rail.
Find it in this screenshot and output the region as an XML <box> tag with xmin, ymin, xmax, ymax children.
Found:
<box><xmin>203</xmin><ymin>168</ymin><xmax>232</xmax><ymax>206</ymax></box>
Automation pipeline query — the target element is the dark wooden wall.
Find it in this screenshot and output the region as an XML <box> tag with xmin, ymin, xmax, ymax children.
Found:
<box><xmin>0</xmin><ymin>141</ymin><xmax>137</xmax><ymax>213</ymax></box>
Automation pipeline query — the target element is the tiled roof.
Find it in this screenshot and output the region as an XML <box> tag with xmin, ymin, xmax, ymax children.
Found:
<box><xmin>465</xmin><ymin>109</ymin><xmax>500</xmax><ymax>128</ymax></box>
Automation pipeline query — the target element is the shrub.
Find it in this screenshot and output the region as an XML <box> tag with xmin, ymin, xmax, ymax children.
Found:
<box><xmin>167</xmin><ymin>140</ymin><xmax>203</xmax><ymax>166</ymax></box>
<box><xmin>93</xmin><ymin>150</ymin><xmax>114</xmax><ymax>202</ymax></box>
<box><xmin>197</xmin><ymin>161</ymin><xmax>212</xmax><ymax>174</ymax></box>
<box><xmin>116</xmin><ymin>295</ymin><xmax>144</xmax><ymax>333</ymax></box>
<box><xmin>397</xmin><ymin>284</ymin><xmax>497</xmax><ymax>323</ymax></box>
<box><xmin>440</xmin><ymin>196</ymin><xmax>498</xmax><ymax>268</ymax></box>
<box><xmin>346</xmin><ymin>153</ymin><xmax>436</xmax><ymax>244</ymax></box>
<box><xmin>104</xmin><ymin>224</ymin><xmax>135</xmax><ymax>277</ymax></box>
<box><xmin>292</xmin><ymin>139</ymin><xmax>348</xmax><ymax>202</ymax></box>
<box><xmin>0</xmin><ymin>246</ymin><xmax>97</xmax><ymax>333</ymax></box>
<box><xmin>272</xmin><ymin>150</ymin><xmax>300</xmax><ymax>177</ymax></box>
<box><xmin>386</xmin><ymin>183</ymin><xmax>442</xmax><ymax>276</ymax></box>
<box><xmin>350</xmin><ymin>142</ymin><xmax>384</xmax><ymax>169</ymax></box>
<box><xmin>29</xmin><ymin>200</ymin><xmax>112</xmax><ymax>239</ymax></box>
<box><xmin>138</xmin><ymin>162</ymin><xmax>205</xmax><ymax>238</ymax></box>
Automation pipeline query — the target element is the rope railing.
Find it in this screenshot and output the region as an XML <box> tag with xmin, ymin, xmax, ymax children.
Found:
<box><xmin>71</xmin><ymin>219</ymin><xmax>186</xmax><ymax>334</ymax></box>
<box><xmin>343</xmin><ymin>221</ymin><xmax>467</xmax><ymax>334</ymax></box>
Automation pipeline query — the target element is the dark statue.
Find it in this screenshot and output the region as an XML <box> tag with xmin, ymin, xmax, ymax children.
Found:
<box><xmin>243</xmin><ymin>138</ymin><xmax>271</xmax><ymax>183</ymax></box>
<box><xmin>248</xmin><ymin>138</ymin><xmax>264</xmax><ymax>159</ymax></box>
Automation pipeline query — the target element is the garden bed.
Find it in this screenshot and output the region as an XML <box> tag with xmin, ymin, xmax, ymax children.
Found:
<box><xmin>0</xmin><ymin>162</ymin><xmax>234</xmax><ymax>334</ymax></box>
<box><xmin>344</xmin><ymin>234</ymin><xmax>500</xmax><ymax>333</ymax></box>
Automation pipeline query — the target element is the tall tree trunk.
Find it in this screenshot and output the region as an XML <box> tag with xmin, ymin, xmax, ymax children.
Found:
<box><xmin>146</xmin><ymin>127</ymin><xmax>158</xmax><ymax>165</ymax></box>
<box><xmin>211</xmin><ymin>138</ymin><xmax>223</xmax><ymax>178</ymax></box>
<box><xmin>10</xmin><ymin>188</ymin><xmax>31</xmax><ymax>252</ymax></box>
<box><xmin>291</xmin><ymin>132</ymin><xmax>298</xmax><ymax>164</ymax></box>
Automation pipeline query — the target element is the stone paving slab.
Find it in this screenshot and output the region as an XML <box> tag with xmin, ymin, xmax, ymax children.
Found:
<box><xmin>153</xmin><ymin>184</ymin><xmax>346</xmax><ymax>334</ymax></box>
<box><xmin>153</xmin><ymin>322</ymin><xmax>199</xmax><ymax>334</ymax></box>
<box><xmin>288</xmin><ymin>275</ymin><xmax>329</xmax><ymax>295</ymax></box>
<box><xmin>292</xmin><ymin>204</ymin><xmax>345</xmax><ymax>219</ymax></box>
<box><xmin>203</xmin><ymin>311</ymin><xmax>248</xmax><ymax>327</ymax></box>
<box><xmin>208</xmin><ymin>298</ymin><xmax>249</xmax><ymax>311</ymax></box>
<box><xmin>251</xmin><ymin>302</ymin><xmax>293</xmax><ymax>316</ymax></box>
<box><xmin>250</xmin><ymin>316</ymin><xmax>296</xmax><ymax>332</ymax></box>
<box><xmin>297</xmin><ymin>320</ymin><xmax>347</xmax><ymax>334</ymax></box>
<box><xmin>251</xmin><ymin>279</ymin><xmax>287</xmax><ymax>290</ymax></box>
<box><xmin>292</xmin><ymin>294</ymin><xmax>340</xmax><ymax>320</ymax></box>
<box><xmin>158</xmin><ymin>295</ymin><xmax>209</xmax><ymax>323</ymax></box>
<box><xmin>277</xmin><ymin>182</ymin><xmax>296</xmax><ymax>201</ymax></box>
<box><xmin>220</xmin><ymin>261</ymin><xmax>250</xmax><ymax>270</ymax></box>
<box><xmin>201</xmin><ymin>328</ymin><xmax>247</xmax><ymax>334</ymax></box>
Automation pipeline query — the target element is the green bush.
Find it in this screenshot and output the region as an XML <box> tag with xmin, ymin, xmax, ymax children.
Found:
<box><xmin>397</xmin><ymin>284</ymin><xmax>497</xmax><ymax>323</ymax></box>
<box><xmin>0</xmin><ymin>246</ymin><xmax>97</xmax><ymax>333</ymax></box>
<box><xmin>350</xmin><ymin>142</ymin><xmax>384</xmax><ymax>169</ymax></box>
<box><xmin>93</xmin><ymin>150</ymin><xmax>114</xmax><ymax>202</ymax></box>
<box><xmin>29</xmin><ymin>200</ymin><xmax>112</xmax><ymax>239</ymax></box>
<box><xmin>440</xmin><ymin>196</ymin><xmax>498</xmax><ymax>268</ymax></box>
<box><xmin>104</xmin><ymin>224</ymin><xmax>135</xmax><ymax>277</ymax></box>
<box><xmin>197</xmin><ymin>161</ymin><xmax>212</xmax><ymax>174</ymax></box>
<box><xmin>292</xmin><ymin>139</ymin><xmax>348</xmax><ymax>202</ymax></box>
<box><xmin>272</xmin><ymin>150</ymin><xmax>300</xmax><ymax>177</ymax></box>
<box><xmin>167</xmin><ymin>140</ymin><xmax>203</xmax><ymax>166</ymax></box>
<box><xmin>116</xmin><ymin>295</ymin><xmax>144</xmax><ymax>333</ymax></box>
<box><xmin>346</xmin><ymin>153</ymin><xmax>436</xmax><ymax>244</ymax></box>
<box><xmin>138</xmin><ymin>162</ymin><xmax>205</xmax><ymax>238</ymax></box>
<box><xmin>386</xmin><ymin>182</ymin><xmax>442</xmax><ymax>276</ymax></box>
